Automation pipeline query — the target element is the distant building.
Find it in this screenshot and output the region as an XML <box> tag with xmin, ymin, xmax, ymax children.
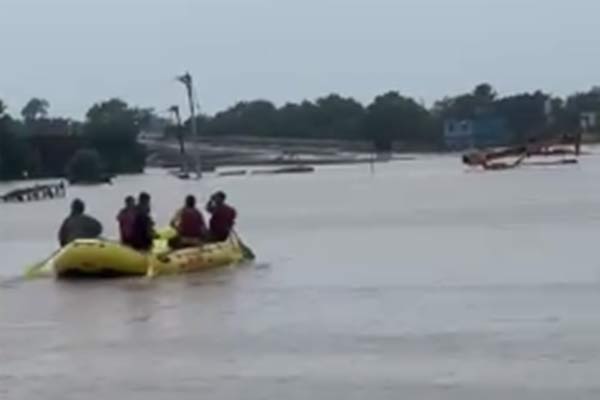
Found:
<box><xmin>444</xmin><ymin>116</ymin><xmax>511</xmax><ymax>150</ymax></box>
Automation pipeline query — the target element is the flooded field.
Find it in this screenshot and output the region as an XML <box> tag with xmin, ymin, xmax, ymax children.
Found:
<box><xmin>2</xmin><ymin>156</ymin><xmax>600</xmax><ymax>399</ymax></box>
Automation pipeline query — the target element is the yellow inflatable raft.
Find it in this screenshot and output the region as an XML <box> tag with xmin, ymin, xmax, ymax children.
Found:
<box><xmin>52</xmin><ymin>234</ymin><xmax>249</xmax><ymax>278</ymax></box>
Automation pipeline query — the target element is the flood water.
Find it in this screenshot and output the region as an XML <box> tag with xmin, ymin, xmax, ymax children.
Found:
<box><xmin>2</xmin><ymin>156</ymin><xmax>600</xmax><ymax>399</ymax></box>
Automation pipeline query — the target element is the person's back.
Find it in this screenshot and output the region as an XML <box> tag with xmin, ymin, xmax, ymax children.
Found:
<box><xmin>207</xmin><ymin>192</ymin><xmax>237</xmax><ymax>242</ymax></box>
<box><xmin>117</xmin><ymin>196</ymin><xmax>136</xmax><ymax>245</ymax></box>
<box><xmin>169</xmin><ymin>195</ymin><xmax>206</xmax><ymax>249</ymax></box>
<box><xmin>177</xmin><ymin>196</ymin><xmax>206</xmax><ymax>238</ymax></box>
<box><xmin>59</xmin><ymin>199</ymin><xmax>103</xmax><ymax>246</ymax></box>
<box><xmin>210</xmin><ymin>204</ymin><xmax>236</xmax><ymax>241</ymax></box>
<box><xmin>179</xmin><ymin>207</ymin><xmax>206</xmax><ymax>238</ymax></box>
<box><xmin>130</xmin><ymin>192</ymin><xmax>154</xmax><ymax>251</ymax></box>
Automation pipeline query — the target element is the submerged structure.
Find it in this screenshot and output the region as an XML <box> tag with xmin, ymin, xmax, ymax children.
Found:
<box><xmin>1</xmin><ymin>181</ymin><xmax>66</xmax><ymax>203</ymax></box>
<box><xmin>462</xmin><ymin>133</ymin><xmax>582</xmax><ymax>171</ymax></box>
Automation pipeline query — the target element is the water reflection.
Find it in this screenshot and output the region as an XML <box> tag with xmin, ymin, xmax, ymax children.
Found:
<box><xmin>3</xmin><ymin>159</ymin><xmax>600</xmax><ymax>398</ymax></box>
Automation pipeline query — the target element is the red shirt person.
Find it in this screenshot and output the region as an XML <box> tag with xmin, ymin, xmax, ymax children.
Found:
<box><xmin>170</xmin><ymin>195</ymin><xmax>207</xmax><ymax>248</ymax></box>
<box><xmin>117</xmin><ymin>196</ymin><xmax>136</xmax><ymax>244</ymax></box>
<box><xmin>206</xmin><ymin>191</ymin><xmax>237</xmax><ymax>242</ymax></box>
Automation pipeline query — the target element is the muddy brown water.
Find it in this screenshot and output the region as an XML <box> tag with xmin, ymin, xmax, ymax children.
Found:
<box><xmin>2</xmin><ymin>157</ymin><xmax>600</xmax><ymax>399</ymax></box>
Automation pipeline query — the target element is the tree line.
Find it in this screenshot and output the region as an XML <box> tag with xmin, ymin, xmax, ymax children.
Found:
<box><xmin>170</xmin><ymin>92</ymin><xmax>440</xmax><ymax>151</ymax></box>
<box><xmin>2</xmin><ymin>83</ymin><xmax>600</xmax><ymax>181</ymax></box>
<box><xmin>0</xmin><ymin>98</ymin><xmax>148</xmax><ymax>181</ymax></box>
<box><xmin>172</xmin><ymin>83</ymin><xmax>600</xmax><ymax>150</ymax></box>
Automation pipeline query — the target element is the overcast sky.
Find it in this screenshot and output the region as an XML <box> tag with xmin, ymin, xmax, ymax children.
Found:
<box><xmin>1</xmin><ymin>0</ymin><xmax>598</xmax><ymax>118</ymax></box>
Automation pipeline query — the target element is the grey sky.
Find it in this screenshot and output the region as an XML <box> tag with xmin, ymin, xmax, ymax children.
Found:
<box><xmin>1</xmin><ymin>0</ymin><xmax>599</xmax><ymax>119</ymax></box>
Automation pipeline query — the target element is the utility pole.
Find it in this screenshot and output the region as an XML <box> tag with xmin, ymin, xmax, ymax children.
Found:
<box><xmin>177</xmin><ymin>72</ymin><xmax>201</xmax><ymax>178</ymax></box>
<box><xmin>168</xmin><ymin>105</ymin><xmax>185</xmax><ymax>156</ymax></box>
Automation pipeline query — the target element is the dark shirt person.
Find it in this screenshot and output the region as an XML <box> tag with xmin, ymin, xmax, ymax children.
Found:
<box><xmin>58</xmin><ymin>199</ymin><xmax>103</xmax><ymax>247</ymax></box>
<box><xmin>117</xmin><ymin>196</ymin><xmax>136</xmax><ymax>245</ymax></box>
<box><xmin>130</xmin><ymin>192</ymin><xmax>155</xmax><ymax>251</ymax></box>
<box><xmin>170</xmin><ymin>195</ymin><xmax>207</xmax><ymax>248</ymax></box>
<box><xmin>206</xmin><ymin>191</ymin><xmax>237</xmax><ymax>242</ymax></box>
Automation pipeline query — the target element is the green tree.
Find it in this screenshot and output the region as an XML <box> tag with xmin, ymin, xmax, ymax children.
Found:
<box><xmin>363</xmin><ymin>92</ymin><xmax>436</xmax><ymax>151</ymax></box>
<box><xmin>311</xmin><ymin>94</ymin><xmax>365</xmax><ymax>139</ymax></box>
<box><xmin>205</xmin><ymin>95</ymin><xmax>366</xmax><ymax>140</ymax></box>
<box><xmin>274</xmin><ymin>101</ymin><xmax>320</xmax><ymax>138</ymax></box>
<box><xmin>207</xmin><ymin>100</ymin><xmax>278</xmax><ymax>137</ymax></box>
<box><xmin>473</xmin><ymin>83</ymin><xmax>497</xmax><ymax>103</ymax></box>
<box><xmin>0</xmin><ymin>107</ymin><xmax>28</xmax><ymax>180</ymax></box>
<box><xmin>21</xmin><ymin>98</ymin><xmax>50</xmax><ymax>121</ymax></box>
<box><xmin>433</xmin><ymin>83</ymin><xmax>497</xmax><ymax>120</ymax></box>
<box><xmin>65</xmin><ymin>148</ymin><xmax>105</xmax><ymax>183</ymax></box>
<box><xmin>495</xmin><ymin>91</ymin><xmax>551</xmax><ymax>142</ymax></box>
<box><xmin>560</xmin><ymin>87</ymin><xmax>600</xmax><ymax>134</ymax></box>
<box><xmin>84</xmin><ymin>98</ymin><xmax>146</xmax><ymax>173</ymax></box>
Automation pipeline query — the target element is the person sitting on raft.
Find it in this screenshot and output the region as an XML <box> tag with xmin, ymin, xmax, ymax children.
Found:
<box><xmin>58</xmin><ymin>199</ymin><xmax>103</xmax><ymax>247</ymax></box>
<box><xmin>117</xmin><ymin>196</ymin><xmax>136</xmax><ymax>245</ymax></box>
<box><xmin>206</xmin><ymin>191</ymin><xmax>237</xmax><ymax>242</ymax></box>
<box><xmin>169</xmin><ymin>195</ymin><xmax>207</xmax><ymax>249</ymax></box>
<box><xmin>130</xmin><ymin>192</ymin><xmax>155</xmax><ymax>251</ymax></box>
